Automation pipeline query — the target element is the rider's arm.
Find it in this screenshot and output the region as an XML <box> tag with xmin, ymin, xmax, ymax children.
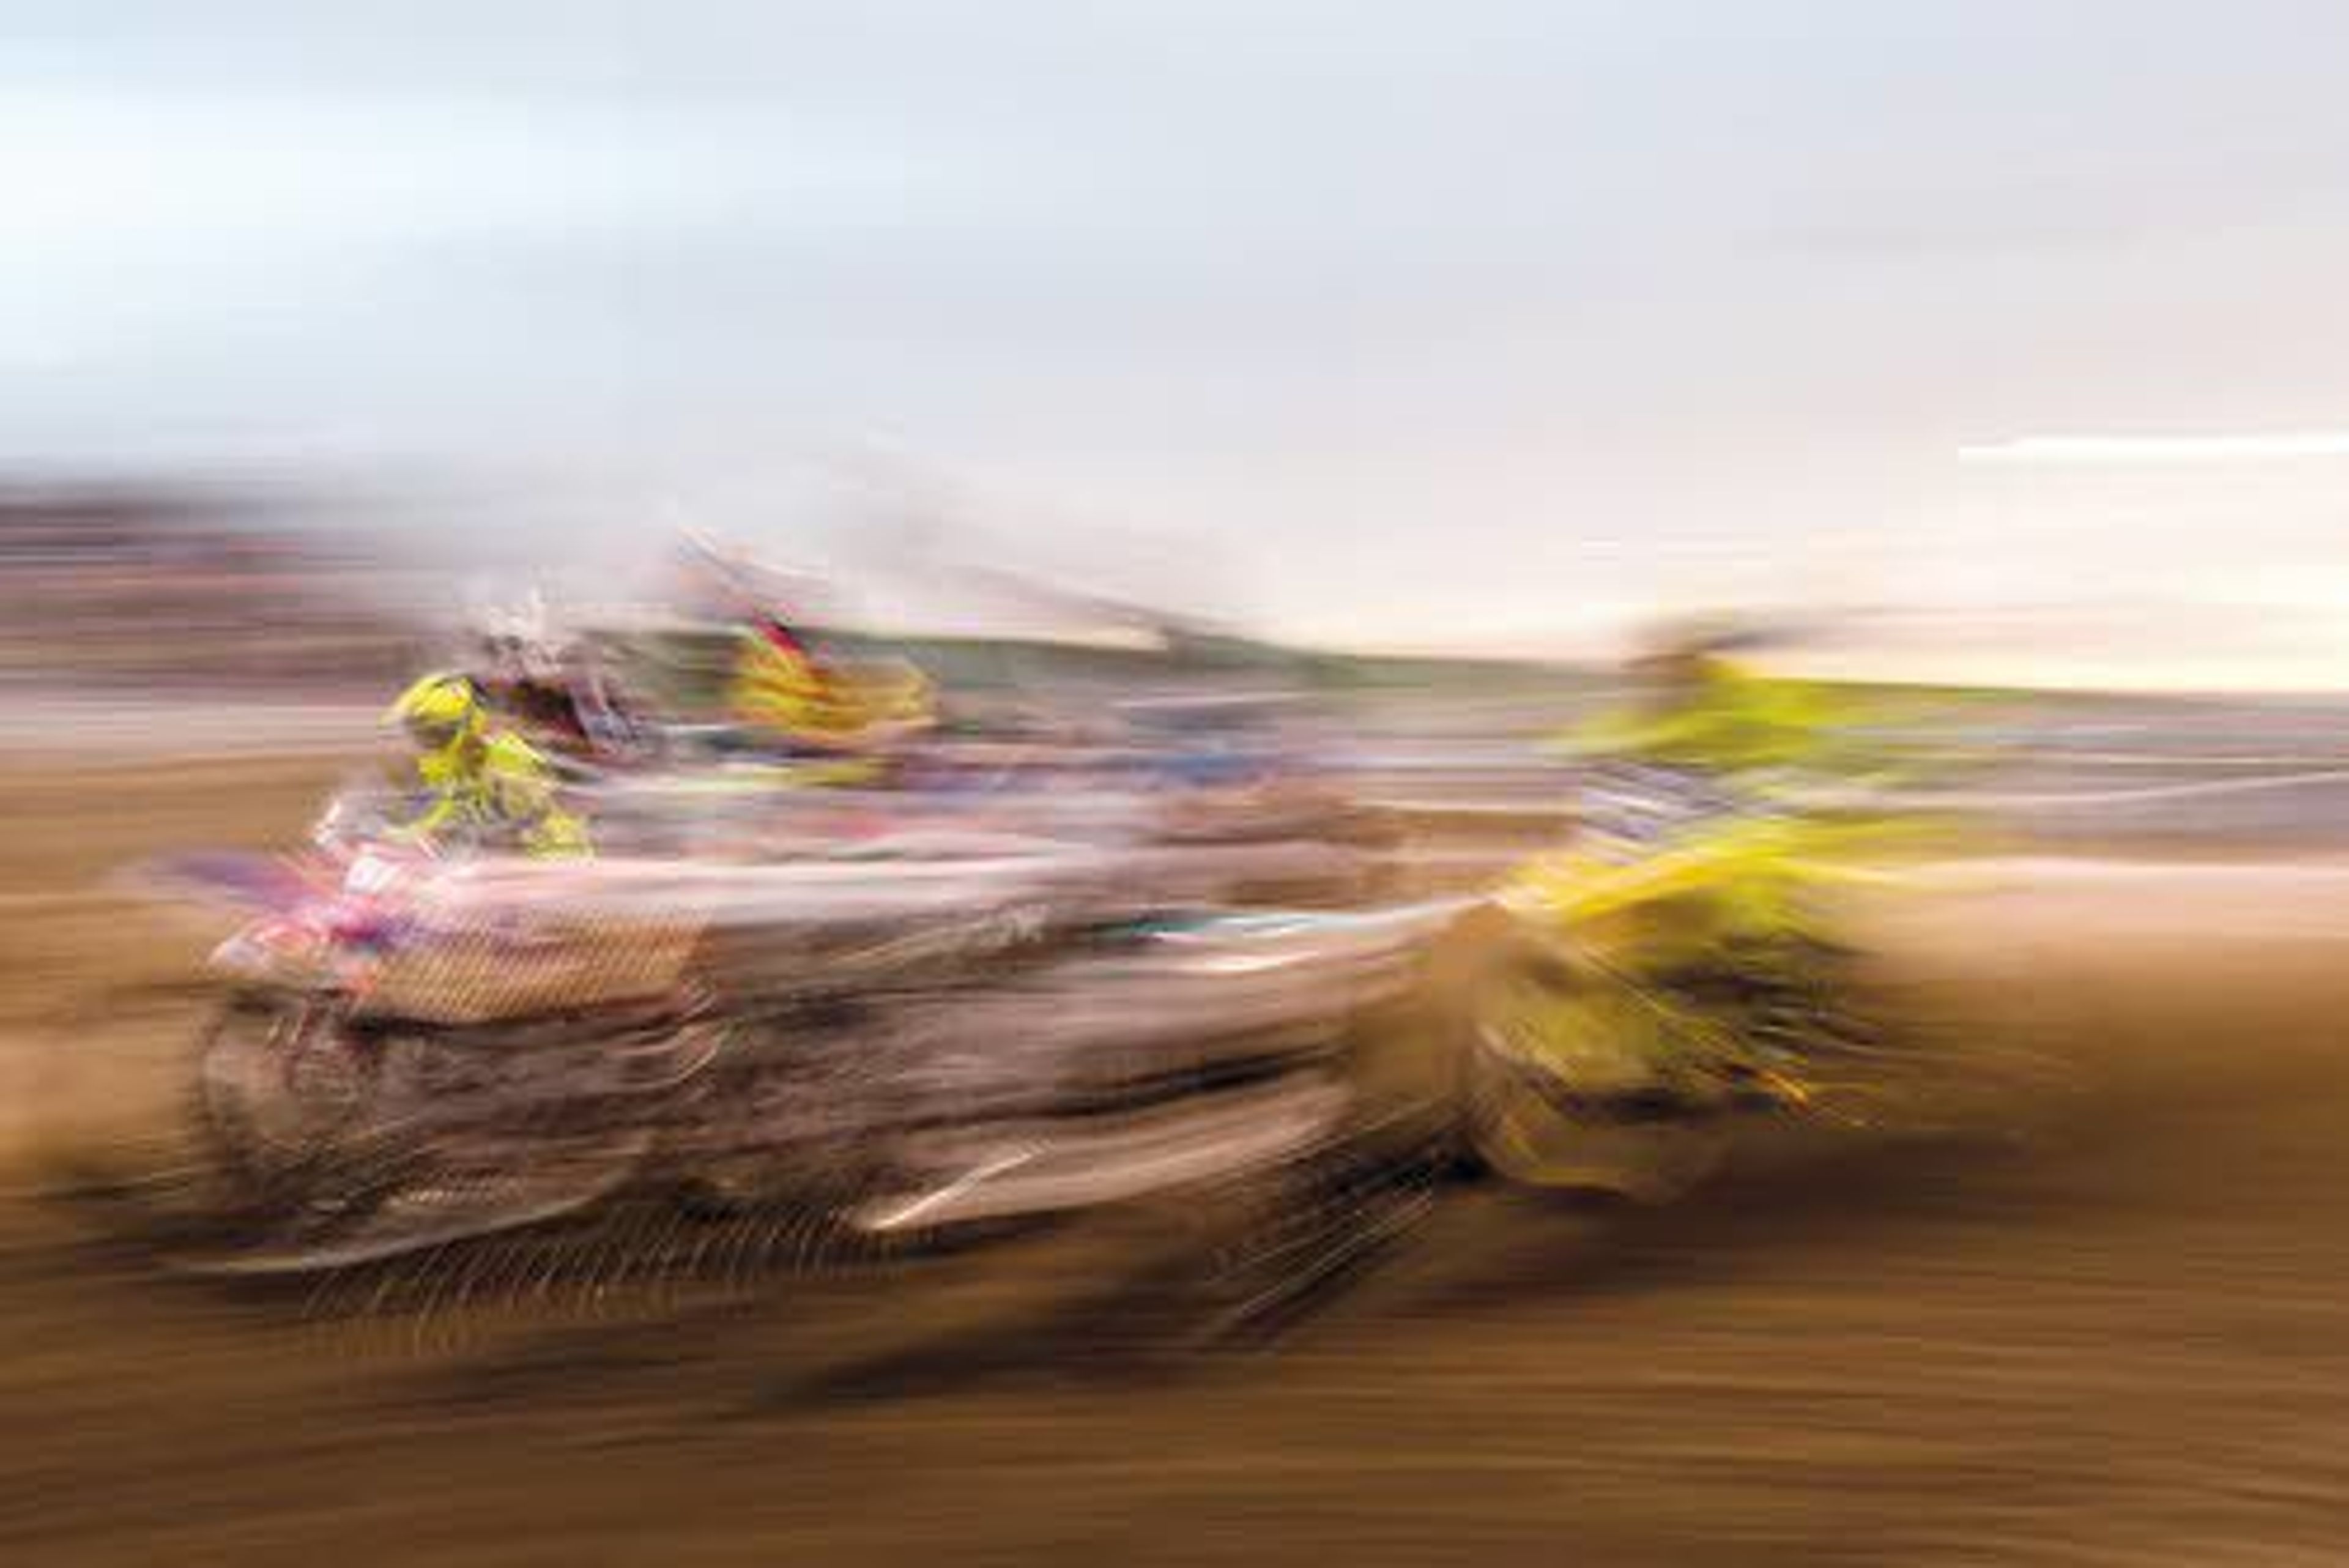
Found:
<box><xmin>484</xmin><ymin>739</ymin><xmax>593</xmax><ymax>858</ymax></box>
<box><xmin>385</xmin><ymin>776</ymin><xmax>462</xmax><ymax>847</ymax></box>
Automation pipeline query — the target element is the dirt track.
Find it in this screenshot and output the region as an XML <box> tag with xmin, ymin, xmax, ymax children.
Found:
<box><xmin>7</xmin><ymin>760</ymin><xmax>2349</xmax><ymax>1566</ymax></box>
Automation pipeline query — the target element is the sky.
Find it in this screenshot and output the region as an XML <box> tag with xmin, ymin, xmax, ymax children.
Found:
<box><xmin>11</xmin><ymin>1</ymin><xmax>2349</xmax><ymax>681</ymax></box>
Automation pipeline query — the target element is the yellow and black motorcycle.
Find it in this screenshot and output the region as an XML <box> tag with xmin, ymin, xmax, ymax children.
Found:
<box><xmin>1450</xmin><ymin>659</ymin><xmax>1967</xmax><ymax>1202</ymax></box>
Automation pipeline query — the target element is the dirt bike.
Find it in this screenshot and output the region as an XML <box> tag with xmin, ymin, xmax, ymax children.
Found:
<box><xmin>142</xmin><ymin>788</ymin><xmax>1460</xmax><ymax>1283</ymax></box>
<box><xmin>148</xmin><ymin>818</ymin><xmax>714</xmax><ymax>1270</ymax></box>
<box><xmin>1449</xmin><ymin>777</ymin><xmax>1934</xmax><ymax>1204</ymax></box>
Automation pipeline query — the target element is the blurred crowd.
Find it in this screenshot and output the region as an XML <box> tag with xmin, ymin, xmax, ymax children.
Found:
<box><xmin>0</xmin><ymin>486</ymin><xmax>414</xmax><ymax>690</ymax></box>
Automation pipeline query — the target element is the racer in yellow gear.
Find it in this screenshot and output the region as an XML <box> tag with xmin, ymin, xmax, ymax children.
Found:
<box><xmin>674</xmin><ymin>532</ymin><xmax>937</xmax><ymax>780</ymax></box>
<box><xmin>725</xmin><ymin>617</ymin><xmax>937</xmax><ymax>786</ymax></box>
<box><xmin>1469</xmin><ymin>626</ymin><xmax>1956</xmax><ymax>1193</ymax></box>
<box><xmin>385</xmin><ymin>672</ymin><xmax>593</xmax><ymax>858</ymax></box>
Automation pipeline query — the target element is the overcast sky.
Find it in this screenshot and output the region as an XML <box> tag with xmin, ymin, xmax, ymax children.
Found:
<box><xmin>12</xmin><ymin>1</ymin><xmax>2349</xmax><ymax>677</ymax></box>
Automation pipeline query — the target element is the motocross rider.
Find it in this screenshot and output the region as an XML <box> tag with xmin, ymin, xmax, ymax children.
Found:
<box><xmin>385</xmin><ymin>671</ymin><xmax>594</xmax><ymax>857</ymax></box>
<box><xmin>675</xmin><ymin>537</ymin><xmax>937</xmax><ymax>775</ymax></box>
<box><xmin>1551</xmin><ymin>621</ymin><xmax>1844</xmax><ymax>863</ymax></box>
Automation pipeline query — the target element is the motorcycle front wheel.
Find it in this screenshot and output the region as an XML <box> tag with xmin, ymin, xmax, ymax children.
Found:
<box><xmin>1459</xmin><ymin>962</ymin><xmax>1732</xmax><ymax>1205</ymax></box>
<box><xmin>193</xmin><ymin>994</ymin><xmax>398</xmax><ymax>1210</ymax></box>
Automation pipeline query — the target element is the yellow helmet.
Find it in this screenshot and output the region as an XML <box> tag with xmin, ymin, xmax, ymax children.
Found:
<box><xmin>386</xmin><ymin>671</ymin><xmax>484</xmax><ymax>752</ymax></box>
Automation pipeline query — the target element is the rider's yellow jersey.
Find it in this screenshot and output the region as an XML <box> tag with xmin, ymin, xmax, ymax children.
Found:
<box><xmin>407</xmin><ymin>730</ymin><xmax>592</xmax><ymax>858</ymax></box>
<box><xmin>728</xmin><ymin>633</ymin><xmax>936</xmax><ymax>746</ymax></box>
<box><xmin>1568</xmin><ymin>658</ymin><xmax>1835</xmax><ymax>775</ymax></box>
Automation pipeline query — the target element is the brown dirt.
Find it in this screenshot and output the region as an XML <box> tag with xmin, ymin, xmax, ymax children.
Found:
<box><xmin>5</xmin><ymin>760</ymin><xmax>2349</xmax><ymax>1566</ymax></box>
